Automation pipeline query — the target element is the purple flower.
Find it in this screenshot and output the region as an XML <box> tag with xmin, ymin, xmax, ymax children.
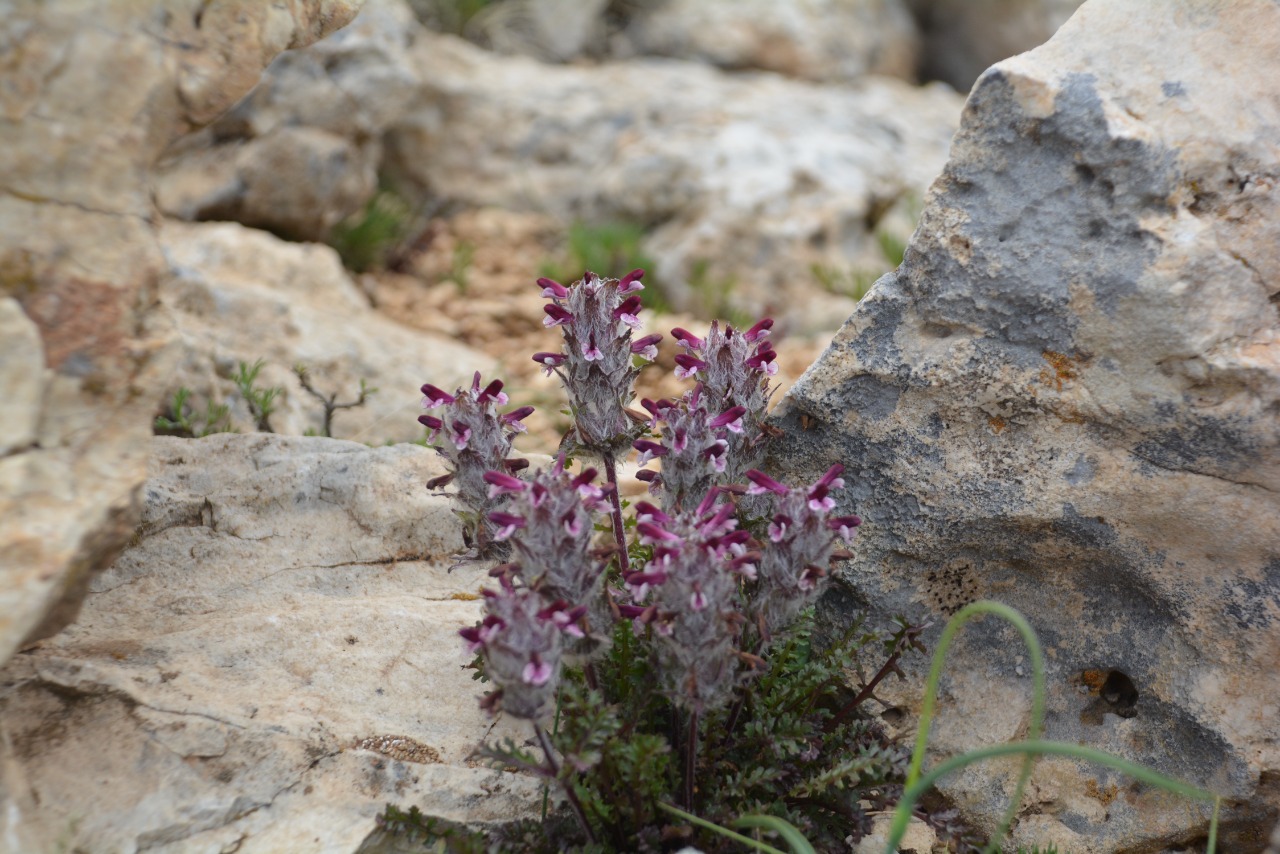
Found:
<box><xmin>627</xmin><ymin>504</ymin><xmax>745</xmax><ymax>713</ymax></box>
<box><xmin>500</xmin><ymin>406</ymin><xmax>534</xmax><ymax>433</ymax></box>
<box><xmin>543</xmin><ymin>304</ymin><xmax>574</xmax><ymax>327</ymax></box>
<box><xmin>484</xmin><ymin>471</ymin><xmax>527</xmax><ymax>499</ymax></box>
<box><xmin>533</xmin><ymin>352</ymin><xmax>566</xmax><ymax>375</ymax></box>
<box><xmin>745</xmin><ymin>470</ymin><xmax>789</xmax><ymax>496</ymax></box>
<box><xmin>671</xmin><ymin>328</ymin><xmax>705</xmax><ymax>350</ymax></box>
<box><xmin>522</xmin><ymin>655</ymin><xmax>554</xmax><ymax>686</ymax></box>
<box><xmin>633</xmin><ymin>438</ymin><xmax>668</xmax><ymax>465</ymax></box>
<box><xmin>674</xmin><ymin>354</ymin><xmax>707</xmax><ymax>380</ymax></box>
<box><xmin>613</xmin><ymin>295</ymin><xmax>644</xmax><ymax>328</ymax></box>
<box><xmin>417</xmin><ymin>414</ymin><xmax>443</xmax><ymax>432</ymax></box>
<box><xmin>421</xmin><ymin>383</ymin><xmax>456</xmax><ymax>408</ymax></box>
<box><xmin>743</xmin><ymin>318</ymin><xmax>774</xmax><ymax>343</ymax></box>
<box><xmin>477</xmin><ymin>379</ymin><xmax>509</xmax><ymax>405</ymax></box>
<box><xmin>489</xmin><ymin>511</ymin><xmax>527</xmax><ymax>540</ymax></box>
<box><xmin>537</xmin><ymin>277</ymin><xmax>569</xmax><ymax>299</ymax></box>
<box><xmin>630</xmin><ymin>333</ymin><xmax>662</xmax><ymax>360</ymax></box>
<box><xmin>618</xmin><ymin>268</ymin><xmax>646</xmax><ymax>294</ymax></box>
<box><xmin>709</xmin><ymin>406</ymin><xmax>747</xmax><ymax>434</ymax></box>
<box><xmin>449</xmin><ymin>421</ymin><xmax>471</xmax><ymax>451</ymax></box>
<box><xmin>828</xmin><ymin>515</ymin><xmax>862</xmax><ymax>540</ymax></box>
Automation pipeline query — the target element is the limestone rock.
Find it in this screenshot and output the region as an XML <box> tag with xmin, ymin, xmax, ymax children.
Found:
<box><xmin>154</xmin><ymin>219</ymin><xmax>494</xmax><ymax>443</ymax></box>
<box><xmin>907</xmin><ymin>0</ymin><xmax>1085</xmax><ymax>91</ymax></box>
<box><xmin>155</xmin><ymin>0</ymin><xmax>423</xmax><ymax>241</ymax></box>
<box><xmin>387</xmin><ymin>33</ymin><xmax>963</xmax><ymax>332</ymax></box>
<box><xmin>620</xmin><ymin>0</ymin><xmax>920</xmax><ymax>84</ymax></box>
<box><xmin>774</xmin><ymin>0</ymin><xmax>1280</xmax><ymax>849</ymax></box>
<box><xmin>0</xmin><ymin>435</ymin><xmax>540</xmax><ymax>852</ymax></box>
<box><xmin>0</xmin><ymin>0</ymin><xmax>364</xmax><ymax>667</ymax></box>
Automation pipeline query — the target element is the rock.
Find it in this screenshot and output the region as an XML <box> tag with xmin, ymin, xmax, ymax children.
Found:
<box><xmin>773</xmin><ymin>0</ymin><xmax>1280</xmax><ymax>850</ymax></box>
<box><xmin>906</xmin><ymin>0</ymin><xmax>1084</xmax><ymax>91</ymax></box>
<box><xmin>154</xmin><ymin>219</ymin><xmax>493</xmax><ymax>443</ymax></box>
<box><xmin>386</xmin><ymin>32</ymin><xmax>963</xmax><ymax>332</ymax></box>
<box><xmin>0</xmin><ymin>0</ymin><xmax>364</xmax><ymax>668</ymax></box>
<box><xmin>0</xmin><ymin>435</ymin><xmax>541</xmax><ymax>852</ymax></box>
<box><xmin>620</xmin><ymin>0</ymin><xmax>920</xmax><ymax>84</ymax></box>
<box><xmin>154</xmin><ymin>0</ymin><xmax>423</xmax><ymax>241</ymax></box>
<box><xmin>850</xmin><ymin>812</ymin><xmax>939</xmax><ymax>853</ymax></box>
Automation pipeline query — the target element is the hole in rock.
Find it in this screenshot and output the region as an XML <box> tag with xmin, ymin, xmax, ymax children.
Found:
<box><xmin>880</xmin><ymin>707</ymin><xmax>906</xmax><ymax>727</ymax></box>
<box><xmin>1099</xmin><ymin>670</ymin><xmax>1139</xmax><ymax>718</ymax></box>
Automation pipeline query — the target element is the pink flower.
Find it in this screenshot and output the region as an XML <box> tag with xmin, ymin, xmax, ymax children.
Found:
<box><xmin>630</xmin><ymin>333</ymin><xmax>662</xmax><ymax>360</ymax></box>
<box><xmin>522</xmin><ymin>655</ymin><xmax>554</xmax><ymax>686</ymax></box>
<box><xmin>618</xmin><ymin>268</ymin><xmax>646</xmax><ymax>294</ymax></box>
<box><xmin>709</xmin><ymin>405</ymin><xmax>747</xmax><ymax>434</ymax></box>
<box><xmin>674</xmin><ymin>353</ymin><xmax>707</xmax><ymax>379</ymax></box>
<box><xmin>450</xmin><ymin>422</ymin><xmax>472</xmax><ymax>450</ymax></box>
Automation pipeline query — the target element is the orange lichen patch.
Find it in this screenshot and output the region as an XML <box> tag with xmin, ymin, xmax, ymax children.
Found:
<box><xmin>1085</xmin><ymin>779</ymin><xmax>1118</xmax><ymax>806</ymax></box>
<box><xmin>353</xmin><ymin>735</ymin><xmax>441</xmax><ymax>764</ymax></box>
<box><xmin>1040</xmin><ymin>350</ymin><xmax>1080</xmax><ymax>391</ymax></box>
<box><xmin>449</xmin><ymin>592</ymin><xmax>480</xmax><ymax>601</ymax></box>
<box><xmin>1080</xmin><ymin>669</ymin><xmax>1108</xmax><ymax>693</ymax></box>
<box><xmin>988</xmin><ymin>415</ymin><xmax>1007</xmax><ymax>434</ymax></box>
<box><xmin>19</xmin><ymin>277</ymin><xmax>128</xmax><ymax>377</ymax></box>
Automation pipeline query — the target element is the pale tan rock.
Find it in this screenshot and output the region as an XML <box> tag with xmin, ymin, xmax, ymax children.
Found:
<box><xmin>0</xmin><ymin>435</ymin><xmax>540</xmax><ymax>852</ymax></box>
<box><xmin>0</xmin><ymin>0</ymin><xmax>365</xmax><ymax>667</ymax></box>
<box><xmin>386</xmin><ymin>32</ymin><xmax>963</xmax><ymax>331</ymax></box>
<box><xmin>775</xmin><ymin>0</ymin><xmax>1280</xmax><ymax>849</ymax></box>
<box><xmin>851</xmin><ymin>812</ymin><xmax>941</xmax><ymax>853</ymax></box>
<box><xmin>154</xmin><ymin>219</ymin><xmax>495</xmax><ymax>443</ymax></box>
<box><xmin>0</xmin><ymin>300</ymin><xmax>43</xmax><ymax>457</ymax></box>
<box><xmin>155</xmin><ymin>0</ymin><xmax>422</xmax><ymax>241</ymax></box>
<box><xmin>621</xmin><ymin>0</ymin><xmax>920</xmax><ymax>84</ymax></box>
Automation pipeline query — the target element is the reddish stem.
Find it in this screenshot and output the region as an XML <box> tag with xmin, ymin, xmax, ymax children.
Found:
<box><xmin>602</xmin><ymin>450</ymin><xmax>631</xmax><ymax>578</ymax></box>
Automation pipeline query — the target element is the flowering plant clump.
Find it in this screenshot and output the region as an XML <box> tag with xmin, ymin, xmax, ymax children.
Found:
<box><xmin>398</xmin><ymin>270</ymin><xmax>939</xmax><ymax>853</ymax></box>
<box><xmin>418</xmin><ymin>372</ymin><xmax>532</xmax><ymax>557</ymax></box>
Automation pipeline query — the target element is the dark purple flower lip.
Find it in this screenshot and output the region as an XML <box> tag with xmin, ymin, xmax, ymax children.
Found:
<box><xmin>618</xmin><ymin>268</ymin><xmax>646</xmax><ymax>293</ymax></box>
<box><xmin>744</xmin><ymin>317</ymin><xmax>774</xmax><ymax>342</ymax></box>
<box><xmin>744</xmin><ymin>470</ymin><xmax>789</xmax><ymax>496</ymax></box>
<box><xmin>543</xmin><ymin>304</ymin><xmax>574</xmax><ymax>327</ymax></box>
<box><xmin>484</xmin><ymin>470</ymin><xmax>526</xmax><ymax>498</ymax></box>
<box><xmin>537</xmin><ymin>277</ymin><xmax>569</xmax><ymax>299</ymax></box>
<box><xmin>671</xmin><ymin>327</ymin><xmax>705</xmax><ymax>350</ymax></box>
<box><xmin>418</xmin><ymin>414</ymin><xmax>443</xmax><ymax>431</ymax></box>
<box><xmin>420</xmin><ymin>383</ymin><xmax>456</xmax><ymax>407</ymax></box>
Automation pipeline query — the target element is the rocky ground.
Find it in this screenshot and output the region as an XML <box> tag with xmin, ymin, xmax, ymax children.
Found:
<box><xmin>3</xmin><ymin>0</ymin><xmax>1279</xmax><ymax>852</ymax></box>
